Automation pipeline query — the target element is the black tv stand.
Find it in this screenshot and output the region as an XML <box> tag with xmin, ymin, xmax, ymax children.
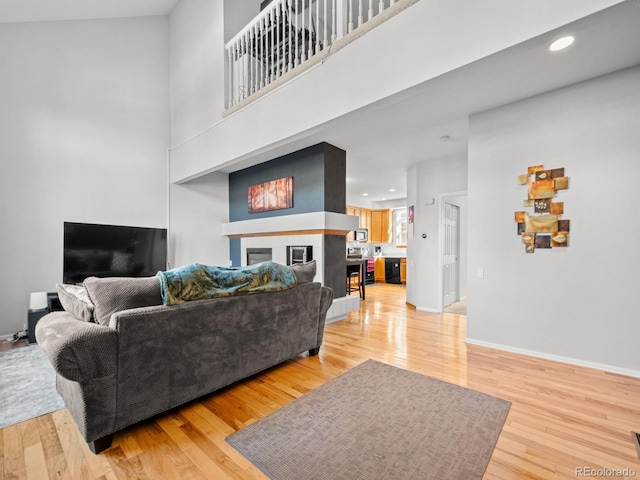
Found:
<box><xmin>27</xmin><ymin>292</ymin><xmax>62</xmax><ymax>343</ymax></box>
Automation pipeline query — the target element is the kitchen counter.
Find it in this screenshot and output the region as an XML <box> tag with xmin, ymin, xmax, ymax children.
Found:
<box><xmin>346</xmin><ymin>257</ymin><xmax>366</xmax><ymax>265</ymax></box>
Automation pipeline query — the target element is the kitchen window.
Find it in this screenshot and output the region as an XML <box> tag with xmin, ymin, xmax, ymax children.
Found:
<box><xmin>394</xmin><ymin>207</ymin><xmax>408</xmax><ymax>246</ymax></box>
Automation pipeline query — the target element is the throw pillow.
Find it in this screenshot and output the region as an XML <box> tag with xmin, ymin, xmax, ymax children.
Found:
<box><xmin>83</xmin><ymin>276</ymin><xmax>163</xmax><ymax>326</ymax></box>
<box><xmin>291</xmin><ymin>260</ymin><xmax>316</xmax><ymax>284</ymax></box>
<box><xmin>56</xmin><ymin>283</ymin><xmax>95</xmax><ymax>322</ymax></box>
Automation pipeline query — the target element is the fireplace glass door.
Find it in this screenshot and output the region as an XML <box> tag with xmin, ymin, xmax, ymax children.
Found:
<box><xmin>246</xmin><ymin>248</ymin><xmax>272</xmax><ymax>265</ymax></box>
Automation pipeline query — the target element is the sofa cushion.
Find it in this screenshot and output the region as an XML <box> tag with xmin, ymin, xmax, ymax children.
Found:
<box><xmin>291</xmin><ymin>260</ymin><xmax>316</xmax><ymax>284</ymax></box>
<box><xmin>83</xmin><ymin>276</ymin><xmax>162</xmax><ymax>326</ymax></box>
<box><xmin>56</xmin><ymin>283</ymin><xmax>95</xmax><ymax>322</ymax></box>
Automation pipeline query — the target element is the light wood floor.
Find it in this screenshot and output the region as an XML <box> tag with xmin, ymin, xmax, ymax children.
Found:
<box><xmin>2</xmin><ymin>284</ymin><xmax>639</xmax><ymax>479</ymax></box>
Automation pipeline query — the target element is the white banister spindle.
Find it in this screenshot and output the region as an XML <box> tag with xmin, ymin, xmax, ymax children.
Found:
<box><xmin>294</xmin><ymin>0</ymin><xmax>299</xmax><ymax>66</ymax></box>
<box><xmin>246</xmin><ymin>29</ymin><xmax>251</xmax><ymax>96</ymax></box>
<box><xmin>253</xmin><ymin>25</ymin><xmax>258</xmax><ymax>92</ymax></box>
<box><xmin>324</xmin><ymin>0</ymin><xmax>328</xmax><ymax>46</ymax></box>
<box><xmin>300</xmin><ymin>1</ymin><xmax>306</xmax><ymax>63</ymax></box>
<box><xmin>336</xmin><ymin>0</ymin><xmax>347</xmax><ymax>39</ymax></box>
<box><xmin>331</xmin><ymin>0</ymin><xmax>337</xmax><ymax>42</ymax></box>
<box><xmin>379</xmin><ymin>0</ymin><xmax>384</xmax><ymax>14</ymax></box>
<box><xmin>256</xmin><ymin>18</ymin><xmax>264</xmax><ymax>89</ymax></box>
<box><xmin>250</xmin><ymin>26</ymin><xmax>255</xmax><ymax>94</ymax></box>
<box><xmin>287</xmin><ymin>0</ymin><xmax>293</xmax><ymax>70</ymax></box>
<box><xmin>390</xmin><ymin>0</ymin><xmax>395</xmax><ymax>4</ymax></box>
<box><xmin>270</xmin><ymin>9</ymin><xmax>275</xmax><ymax>80</ymax></box>
<box><xmin>358</xmin><ymin>0</ymin><xmax>363</xmax><ymax>27</ymax></box>
<box><xmin>245</xmin><ymin>30</ymin><xmax>249</xmax><ymax>97</ymax></box>
<box><xmin>308</xmin><ymin>0</ymin><xmax>313</xmax><ymax>59</ymax></box>
<box><xmin>368</xmin><ymin>0</ymin><xmax>373</xmax><ymax>21</ymax></box>
<box><xmin>275</xmin><ymin>5</ymin><xmax>281</xmax><ymax>78</ymax></box>
<box><xmin>238</xmin><ymin>36</ymin><xmax>243</xmax><ymax>99</ymax></box>
<box><xmin>315</xmin><ymin>0</ymin><xmax>320</xmax><ymax>52</ymax></box>
<box><xmin>227</xmin><ymin>48</ymin><xmax>232</xmax><ymax>107</ymax></box>
<box><xmin>237</xmin><ymin>41</ymin><xmax>242</xmax><ymax>103</ymax></box>
<box><xmin>348</xmin><ymin>0</ymin><xmax>354</xmax><ymax>32</ymax></box>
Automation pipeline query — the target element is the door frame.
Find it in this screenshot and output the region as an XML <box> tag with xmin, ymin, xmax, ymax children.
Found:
<box><xmin>437</xmin><ymin>190</ymin><xmax>467</xmax><ymax>312</ymax></box>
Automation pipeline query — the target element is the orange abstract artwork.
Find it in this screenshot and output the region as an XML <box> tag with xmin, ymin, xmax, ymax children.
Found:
<box><xmin>248</xmin><ymin>177</ymin><xmax>294</xmax><ymax>213</ymax></box>
<box><xmin>515</xmin><ymin>165</ymin><xmax>570</xmax><ymax>253</ymax></box>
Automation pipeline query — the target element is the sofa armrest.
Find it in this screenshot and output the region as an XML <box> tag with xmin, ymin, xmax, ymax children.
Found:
<box><xmin>35</xmin><ymin>311</ymin><xmax>118</xmax><ymax>382</ymax></box>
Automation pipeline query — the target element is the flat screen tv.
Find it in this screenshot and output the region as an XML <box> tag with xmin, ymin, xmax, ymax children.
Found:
<box><xmin>63</xmin><ymin>222</ymin><xmax>167</xmax><ymax>284</ymax></box>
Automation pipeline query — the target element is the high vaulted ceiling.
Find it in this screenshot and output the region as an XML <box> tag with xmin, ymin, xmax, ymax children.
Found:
<box><xmin>0</xmin><ymin>0</ymin><xmax>180</xmax><ymax>23</ymax></box>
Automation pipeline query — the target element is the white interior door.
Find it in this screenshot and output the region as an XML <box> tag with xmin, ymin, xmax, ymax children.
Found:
<box><xmin>442</xmin><ymin>202</ymin><xmax>460</xmax><ymax>308</ymax></box>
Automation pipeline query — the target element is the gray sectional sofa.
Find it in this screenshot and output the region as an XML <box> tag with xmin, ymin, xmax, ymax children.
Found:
<box><xmin>35</xmin><ymin>262</ymin><xmax>333</xmax><ymax>453</ymax></box>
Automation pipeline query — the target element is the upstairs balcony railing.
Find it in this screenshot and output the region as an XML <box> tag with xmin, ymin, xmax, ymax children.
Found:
<box><xmin>225</xmin><ymin>0</ymin><xmax>404</xmax><ymax>111</ymax></box>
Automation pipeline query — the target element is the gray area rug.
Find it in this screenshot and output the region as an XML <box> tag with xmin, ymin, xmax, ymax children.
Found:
<box><xmin>227</xmin><ymin>359</ymin><xmax>510</xmax><ymax>480</ymax></box>
<box><xmin>0</xmin><ymin>345</ymin><xmax>65</xmax><ymax>429</ymax></box>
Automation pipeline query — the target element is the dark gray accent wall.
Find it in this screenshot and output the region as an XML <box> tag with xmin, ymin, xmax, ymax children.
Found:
<box><xmin>324</xmin><ymin>235</ymin><xmax>346</xmax><ymax>297</ymax></box>
<box><xmin>323</xmin><ymin>143</ymin><xmax>347</xmax><ymax>214</ymax></box>
<box><xmin>230</xmin><ymin>238</ymin><xmax>241</xmax><ymax>267</ymax></box>
<box><xmin>229</xmin><ymin>143</ymin><xmax>346</xmax><ymax>221</ymax></box>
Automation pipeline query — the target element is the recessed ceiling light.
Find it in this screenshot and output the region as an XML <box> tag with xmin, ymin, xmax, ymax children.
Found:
<box><xmin>362</xmin><ymin>193</ymin><xmax>368</xmax><ymax>196</ymax></box>
<box><xmin>549</xmin><ymin>36</ymin><xmax>574</xmax><ymax>52</ymax></box>
<box><xmin>389</xmin><ymin>188</ymin><xmax>396</xmax><ymax>192</ymax></box>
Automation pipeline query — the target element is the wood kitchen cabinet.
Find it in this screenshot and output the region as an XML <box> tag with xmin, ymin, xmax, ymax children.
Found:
<box><xmin>361</xmin><ymin>209</ymin><xmax>371</xmax><ymax>232</ymax></box>
<box><xmin>346</xmin><ymin>205</ymin><xmax>373</xmax><ymax>242</ymax></box>
<box><xmin>346</xmin><ymin>206</ymin><xmax>391</xmax><ymax>243</ymax></box>
<box><xmin>370</xmin><ymin>209</ymin><xmax>391</xmax><ymax>243</ymax></box>
<box><xmin>400</xmin><ymin>258</ymin><xmax>406</xmax><ymax>284</ymax></box>
<box><xmin>346</xmin><ymin>206</ymin><xmax>356</xmax><ymax>242</ymax></box>
<box><xmin>374</xmin><ymin>257</ymin><xmax>386</xmax><ymax>283</ymax></box>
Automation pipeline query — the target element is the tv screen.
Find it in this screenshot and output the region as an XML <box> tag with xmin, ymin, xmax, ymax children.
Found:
<box><xmin>63</xmin><ymin>222</ymin><xmax>167</xmax><ymax>284</ymax></box>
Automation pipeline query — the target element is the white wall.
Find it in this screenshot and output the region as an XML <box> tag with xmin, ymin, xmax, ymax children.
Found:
<box><xmin>168</xmin><ymin>172</ymin><xmax>229</xmax><ymax>268</ymax></box>
<box><xmin>406</xmin><ymin>153</ymin><xmax>467</xmax><ymax>311</ymax></box>
<box><xmin>223</xmin><ymin>0</ymin><xmax>262</xmax><ymax>43</ymax></box>
<box><xmin>0</xmin><ymin>17</ymin><xmax>170</xmax><ymax>337</ymax></box>
<box><xmin>169</xmin><ymin>0</ymin><xmax>225</xmax><ymax>146</ymax></box>
<box><xmin>168</xmin><ymin>0</ymin><xmax>230</xmax><ymax>268</ymax></box>
<box><xmin>467</xmin><ymin>66</ymin><xmax>640</xmax><ymax>376</ymax></box>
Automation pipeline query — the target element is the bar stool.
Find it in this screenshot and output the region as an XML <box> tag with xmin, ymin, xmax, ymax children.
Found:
<box><xmin>346</xmin><ymin>265</ymin><xmax>364</xmax><ymax>299</ymax></box>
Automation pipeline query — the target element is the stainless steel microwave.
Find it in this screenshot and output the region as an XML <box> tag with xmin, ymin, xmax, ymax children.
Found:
<box><xmin>286</xmin><ymin>245</ymin><xmax>312</xmax><ymax>265</ymax></box>
<box><xmin>355</xmin><ymin>229</ymin><xmax>368</xmax><ymax>242</ymax></box>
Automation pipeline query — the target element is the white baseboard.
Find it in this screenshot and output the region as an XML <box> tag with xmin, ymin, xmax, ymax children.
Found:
<box><xmin>465</xmin><ymin>338</ymin><xmax>640</xmax><ymax>379</ymax></box>
<box><xmin>416</xmin><ymin>306</ymin><xmax>440</xmax><ymax>313</ymax></box>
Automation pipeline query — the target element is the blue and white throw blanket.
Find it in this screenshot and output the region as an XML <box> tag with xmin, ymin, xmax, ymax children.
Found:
<box><xmin>156</xmin><ymin>261</ymin><xmax>298</xmax><ymax>305</ymax></box>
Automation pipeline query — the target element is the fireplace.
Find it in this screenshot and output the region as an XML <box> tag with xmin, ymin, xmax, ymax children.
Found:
<box><xmin>246</xmin><ymin>248</ymin><xmax>272</xmax><ymax>265</ymax></box>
